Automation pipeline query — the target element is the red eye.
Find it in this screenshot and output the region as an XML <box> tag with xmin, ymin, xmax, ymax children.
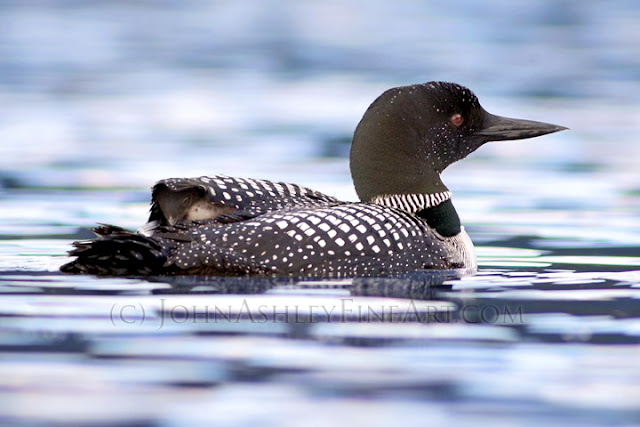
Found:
<box><xmin>450</xmin><ymin>113</ymin><xmax>463</xmax><ymax>127</ymax></box>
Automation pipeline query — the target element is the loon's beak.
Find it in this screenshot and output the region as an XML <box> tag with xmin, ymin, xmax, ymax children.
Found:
<box><xmin>475</xmin><ymin>111</ymin><xmax>568</xmax><ymax>142</ymax></box>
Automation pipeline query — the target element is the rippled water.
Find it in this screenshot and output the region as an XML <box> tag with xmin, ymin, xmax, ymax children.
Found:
<box><xmin>1</xmin><ymin>1</ymin><xmax>640</xmax><ymax>426</ymax></box>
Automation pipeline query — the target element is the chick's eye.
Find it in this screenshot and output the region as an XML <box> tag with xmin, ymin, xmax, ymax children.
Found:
<box><xmin>450</xmin><ymin>113</ymin><xmax>463</xmax><ymax>127</ymax></box>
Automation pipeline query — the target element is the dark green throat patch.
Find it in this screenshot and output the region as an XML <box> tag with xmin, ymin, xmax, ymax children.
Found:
<box><xmin>416</xmin><ymin>199</ymin><xmax>461</xmax><ymax>237</ymax></box>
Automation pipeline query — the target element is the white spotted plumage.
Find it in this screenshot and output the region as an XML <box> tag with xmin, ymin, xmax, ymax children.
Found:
<box><xmin>145</xmin><ymin>180</ymin><xmax>475</xmax><ymax>276</ymax></box>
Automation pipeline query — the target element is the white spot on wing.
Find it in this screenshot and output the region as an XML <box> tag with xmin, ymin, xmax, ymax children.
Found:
<box><xmin>137</xmin><ymin>220</ymin><xmax>159</xmax><ymax>237</ymax></box>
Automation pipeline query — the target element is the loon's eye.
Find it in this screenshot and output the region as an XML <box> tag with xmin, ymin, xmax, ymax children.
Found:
<box><xmin>450</xmin><ymin>113</ymin><xmax>463</xmax><ymax>127</ymax></box>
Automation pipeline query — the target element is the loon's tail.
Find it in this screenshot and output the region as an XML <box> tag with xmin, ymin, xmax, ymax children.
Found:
<box><xmin>60</xmin><ymin>225</ymin><xmax>168</xmax><ymax>275</ymax></box>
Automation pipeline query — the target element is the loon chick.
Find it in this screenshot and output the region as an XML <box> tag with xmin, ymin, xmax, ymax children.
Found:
<box><xmin>60</xmin><ymin>81</ymin><xmax>566</xmax><ymax>277</ymax></box>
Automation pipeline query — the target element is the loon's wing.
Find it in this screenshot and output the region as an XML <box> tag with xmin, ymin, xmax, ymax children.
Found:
<box><xmin>159</xmin><ymin>203</ymin><xmax>462</xmax><ymax>276</ymax></box>
<box><xmin>148</xmin><ymin>175</ymin><xmax>341</xmax><ymax>226</ymax></box>
<box><xmin>60</xmin><ymin>176</ymin><xmax>343</xmax><ymax>275</ymax></box>
<box><xmin>61</xmin><ymin>202</ymin><xmax>468</xmax><ymax>276</ymax></box>
<box><xmin>60</xmin><ymin>224</ymin><xmax>168</xmax><ymax>275</ymax></box>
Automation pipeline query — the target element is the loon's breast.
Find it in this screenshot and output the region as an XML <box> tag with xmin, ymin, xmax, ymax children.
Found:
<box><xmin>144</xmin><ymin>175</ymin><xmax>476</xmax><ymax>276</ymax></box>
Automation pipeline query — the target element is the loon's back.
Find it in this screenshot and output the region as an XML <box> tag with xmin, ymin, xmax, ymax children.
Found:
<box><xmin>148</xmin><ymin>175</ymin><xmax>340</xmax><ymax>226</ymax></box>
<box><xmin>60</xmin><ymin>175</ymin><xmax>475</xmax><ymax>276</ymax></box>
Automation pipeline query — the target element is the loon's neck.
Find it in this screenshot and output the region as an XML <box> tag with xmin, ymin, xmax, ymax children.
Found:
<box><xmin>371</xmin><ymin>190</ymin><xmax>452</xmax><ymax>212</ymax></box>
<box><xmin>372</xmin><ymin>193</ymin><xmax>461</xmax><ymax>237</ymax></box>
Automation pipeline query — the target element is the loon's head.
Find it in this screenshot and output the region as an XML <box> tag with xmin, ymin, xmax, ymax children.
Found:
<box><xmin>349</xmin><ymin>82</ymin><xmax>567</xmax><ymax>202</ymax></box>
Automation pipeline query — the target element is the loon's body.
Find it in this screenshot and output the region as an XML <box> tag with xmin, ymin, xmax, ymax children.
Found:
<box><xmin>61</xmin><ymin>82</ymin><xmax>566</xmax><ymax>277</ymax></box>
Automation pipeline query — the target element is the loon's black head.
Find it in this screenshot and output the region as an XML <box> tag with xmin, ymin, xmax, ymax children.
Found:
<box><xmin>349</xmin><ymin>81</ymin><xmax>567</xmax><ymax>201</ymax></box>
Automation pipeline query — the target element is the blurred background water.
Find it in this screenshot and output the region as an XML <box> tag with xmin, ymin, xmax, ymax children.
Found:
<box><xmin>1</xmin><ymin>1</ymin><xmax>639</xmax><ymax>426</ymax></box>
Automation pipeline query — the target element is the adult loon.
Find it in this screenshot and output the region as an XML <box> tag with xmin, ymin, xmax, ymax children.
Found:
<box><xmin>61</xmin><ymin>82</ymin><xmax>566</xmax><ymax>277</ymax></box>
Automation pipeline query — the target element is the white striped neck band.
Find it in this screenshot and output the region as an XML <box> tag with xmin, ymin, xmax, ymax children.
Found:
<box><xmin>370</xmin><ymin>191</ymin><xmax>452</xmax><ymax>213</ymax></box>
